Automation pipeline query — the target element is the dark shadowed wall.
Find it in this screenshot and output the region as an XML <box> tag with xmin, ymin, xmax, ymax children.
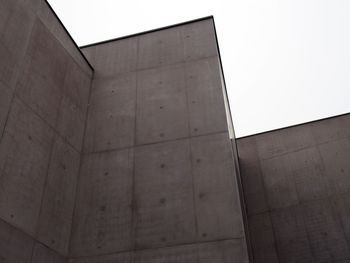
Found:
<box><xmin>237</xmin><ymin>114</ymin><xmax>350</xmax><ymax>263</ymax></box>
<box><xmin>0</xmin><ymin>0</ymin><xmax>93</xmax><ymax>261</ymax></box>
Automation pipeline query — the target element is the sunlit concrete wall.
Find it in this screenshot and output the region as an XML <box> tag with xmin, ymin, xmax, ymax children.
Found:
<box><xmin>0</xmin><ymin>0</ymin><xmax>93</xmax><ymax>261</ymax></box>
<box><xmin>237</xmin><ymin>114</ymin><xmax>350</xmax><ymax>263</ymax></box>
<box><xmin>71</xmin><ymin>18</ymin><xmax>249</xmax><ymax>262</ymax></box>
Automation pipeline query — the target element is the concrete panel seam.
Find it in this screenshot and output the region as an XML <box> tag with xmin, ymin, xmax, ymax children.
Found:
<box><xmin>316</xmin><ymin>144</ymin><xmax>350</xmax><ymax>252</ymax></box>
<box><xmin>130</xmin><ymin>36</ymin><xmax>141</xmax><ymax>251</ymax></box>
<box><xmin>68</xmin><ymin>237</ymin><xmax>245</xmax><ymax>260</ymax></box>
<box><xmin>90</xmin><ymin>54</ymin><xmax>220</xmax><ymax>80</ymax></box>
<box><xmin>184</xmin><ymin>60</ymin><xmax>200</xmax><ymax>241</ymax></box>
<box><xmin>233</xmin><ymin>141</ymin><xmax>255</xmax><ymax>262</ymax></box>
<box><xmin>135</xmin><ymin>54</ymin><xmax>220</xmax><ymax>73</ymax></box>
<box><xmin>34</xmin><ymin>133</ymin><xmax>56</xmax><ymax>249</ymax></box>
<box><xmin>67</xmin><ymin>70</ymin><xmax>94</xmax><ymax>256</ymax></box>
<box><xmin>0</xmin><ymin>84</ymin><xmax>15</xmax><ymax>145</ymax></box>
<box><xmin>0</xmin><ymin>217</ymin><xmax>67</xmax><ymax>259</ymax></box>
<box><xmin>11</xmin><ymin>94</ymin><xmax>81</xmax><ymax>154</ymax></box>
<box><xmin>83</xmin><ymin>130</ymin><xmax>230</xmax><ymax>155</ymax></box>
<box><xmin>253</xmin><ymin>138</ymin><xmax>350</xmax><ymax>161</ymax></box>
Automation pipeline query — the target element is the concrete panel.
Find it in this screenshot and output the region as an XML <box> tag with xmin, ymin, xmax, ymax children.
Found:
<box><xmin>57</xmin><ymin>58</ymin><xmax>92</xmax><ymax>151</ymax></box>
<box><xmin>311</xmin><ymin>117</ymin><xmax>348</xmax><ymax>144</ymax></box>
<box><xmin>69</xmin><ymin>252</ymin><xmax>131</xmax><ymax>263</ymax></box>
<box><xmin>301</xmin><ymin>199</ymin><xmax>350</xmax><ymax>262</ymax></box>
<box><xmin>197</xmin><ymin>239</ymin><xmax>249</xmax><ymax>263</ymax></box>
<box><xmin>248</xmin><ymin>213</ymin><xmax>279</xmax><ymax>263</ymax></box>
<box><xmin>81</xmin><ymin>46</ymin><xmax>96</xmax><ymax>66</ymax></box>
<box><xmin>255</xmin><ymin>132</ymin><xmax>285</xmax><ymax>160</ymax></box>
<box><xmin>85</xmin><ymin>73</ymin><xmax>136</xmax><ymax>152</ymax></box>
<box><xmin>0</xmin><ymin>98</ymin><xmax>54</xmax><ymax>235</ymax></box>
<box><xmin>260</xmin><ymin>155</ymin><xmax>299</xmax><ymax>210</ymax></box>
<box><xmin>70</xmin><ymin>148</ymin><xmax>134</xmax><ymax>257</ymax></box>
<box><xmin>0</xmin><ymin>39</ymin><xmax>18</xmax><ymax>88</ymax></box>
<box><xmin>185</xmin><ymin>57</ymin><xmax>227</xmax><ymax>136</ymax></box>
<box><xmin>319</xmin><ymin>138</ymin><xmax>350</xmax><ymax>194</ymax></box>
<box><xmin>0</xmin><ymin>218</ymin><xmax>34</xmax><ymax>263</ymax></box>
<box><xmin>255</xmin><ymin>125</ymin><xmax>315</xmax><ymax>160</ymax></box>
<box><xmin>62</xmin><ymin>58</ymin><xmax>91</xmax><ymax>114</ymax></box>
<box><xmin>333</xmin><ymin>193</ymin><xmax>350</xmax><ymax>245</ymax></box>
<box><xmin>32</xmin><ymin>243</ymin><xmax>66</xmax><ymax>263</ymax></box>
<box><xmin>37</xmin><ymin>1</ymin><xmax>92</xmax><ymax>74</ymax></box>
<box><xmin>341</xmin><ymin>114</ymin><xmax>350</xmax><ymax>136</ymax></box>
<box><xmin>183</xmin><ymin>19</ymin><xmax>218</xmax><ymax>61</ymax></box>
<box><xmin>288</xmin><ymin>147</ymin><xmax>332</xmax><ymax>202</ymax></box>
<box><xmin>0</xmin><ymin>81</ymin><xmax>13</xmax><ymax>137</ymax></box>
<box><xmin>237</xmin><ymin>137</ymin><xmax>259</xmax><ymax>163</ymax></box>
<box><xmin>136</xmin><ymin>64</ymin><xmax>189</xmax><ymax>145</ymax></box>
<box><xmin>137</xmin><ymin>26</ymin><xmax>184</xmax><ymax>70</ymax></box>
<box><xmin>134</xmin><ymin>244</ymin><xmax>197</xmax><ymax>263</ymax></box>
<box><xmin>240</xmin><ymin>161</ymin><xmax>269</xmax><ymax>216</ymax></box>
<box><xmin>190</xmin><ymin>133</ymin><xmax>244</xmax><ymax>240</ymax></box>
<box><xmin>93</xmin><ymin>38</ymin><xmax>138</xmax><ymax>76</ymax></box>
<box><xmin>277</xmin><ymin>125</ymin><xmax>315</xmax><ymax>153</ymax></box>
<box><xmin>0</xmin><ymin>0</ymin><xmax>36</xmax><ymax>89</ymax></box>
<box><xmin>37</xmin><ymin>136</ymin><xmax>80</xmax><ymax>255</ymax></box>
<box><xmin>134</xmin><ymin>139</ymin><xmax>196</xmax><ymax>248</ymax></box>
<box><xmin>15</xmin><ymin>18</ymin><xmax>67</xmax><ymax>128</ymax></box>
<box><xmin>270</xmin><ymin>207</ymin><xmax>314</xmax><ymax>263</ymax></box>
<box><xmin>56</xmin><ymin>95</ymin><xmax>85</xmax><ymax>151</ymax></box>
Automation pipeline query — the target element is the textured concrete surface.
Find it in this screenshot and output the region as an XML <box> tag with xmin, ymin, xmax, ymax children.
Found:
<box><xmin>4</xmin><ymin>1</ymin><xmax>350</xmax><ymax>262</ymax></box>
<box><xmin>32</xmin><ymin>242</ymin><xmax>67</xmax><ymax>263</ymax></box>
<box><xmin>37</xmin><ymin>136</ymin><xmax>80</xmax><ymax>255</ymax></box>
<box><xmin>136</xmin><ymin>64</ymin><xmax>189</xmax><ymax>144</ymax></box>
<box><xmin>134</xmin><ymin>139</ymin><xmax>196</xmax><ymax>249</ymax></box>
<box><xmin>70</xmin><ymin>148</ymin><xmax>134</xmax><ymax>256</ymax></box>
<box><xmin>0</xmin><ymin>218</ymin><xmax>34</xmax><ymax>263</ymax></box>
<box><xmin>84</xmin><ymin>73</ymin><xmax>136</xmax><ymax>152</ymax></box>
<box><xmin>237</xmin><ymin>114</ymin><xmax>350</xmax><ymax>263</ymax></box>
<box><xmin>0</xmin><ymin>2</ymin><xmax>246</xmax><ymax>261</ymax></box>
<box><xmin>0</xmin><ymin>98</ymin><xmax>54</xmax><ymax>235</ymax></box>
<box><xmin>186</xmin><ymin>57</ymin><xmax>228</xmax><ymax>136</ymax></box>
<box><xmin>36</xmin><ymin>1</ymin><xmax>92</xmax><ymax>74</ymax></box>
<box><xmin>73</xmin><ymin>17</ymin><xmax>248</xmax><ymax>262</ymax></box>
<box><xmin>0</xmin><ymin>0</ymin><xmax>93</xmax><ymax>259</ymax></box>
<box><xmin>69</xmin><ymin>239</ymin><xmax>248</xmax><ymax>263</ymax></box>
<box><xmin>0</xmin><ymin>218</ymin><xmax>67</xmax><ymax>262</ymax></box>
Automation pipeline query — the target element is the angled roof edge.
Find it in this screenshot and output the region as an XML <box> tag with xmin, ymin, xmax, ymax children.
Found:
<box><xmin>236</xmin><ymin>111</ymin><xmax>350</xmax><ymax>140</ymax></box>
<box><xmin>79</xmin><ymin>16</ymin><xmax>214</xmax><ymax>49</ymax></box>
<box><xmin>44</xmin><ymin>0</ymin><xmax>94</xmax><ymax>71</ymax></box>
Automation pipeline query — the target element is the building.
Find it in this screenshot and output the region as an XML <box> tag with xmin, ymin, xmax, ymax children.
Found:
<box><xmin>0</xmin><ymin>0</ymin><xmax>349</xmax><ymax>262</ymax></box>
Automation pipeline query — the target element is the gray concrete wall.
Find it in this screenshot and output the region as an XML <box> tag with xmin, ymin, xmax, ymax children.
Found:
<box><xmin>0</xmin><ymin>0</ymin><xmax>93</xmax><ymax>261</ymax></box>
<box><xmin>71</xmin><ymin>18</ymin><xmax>249</xmax><ymax>262</ymax></box>
<box><xmin>237</xmin><ymin>114</ymin><xmax>350</xmax><ymax>263</ymax></box>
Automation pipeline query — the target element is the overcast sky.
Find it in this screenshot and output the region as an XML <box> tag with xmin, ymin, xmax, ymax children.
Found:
<box><xmin>48</xmin><ymin>0</ymin><xmax>350</xmax><ymax>137</ymax></box>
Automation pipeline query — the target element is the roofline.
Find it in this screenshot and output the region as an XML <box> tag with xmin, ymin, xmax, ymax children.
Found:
<box><xmin>44</xmin><ymin>0</ymin><xmax>94</xmax><ymax>71</ymax></box>
<box><xmin>79</xmin><ymin>16</ymin><xmax>214</xmax><ymax>49</ymax></box>
<box><xmin>236</xmin><ymin>111</ymin><xmax>350</xmax><ymax>140</ymax></box>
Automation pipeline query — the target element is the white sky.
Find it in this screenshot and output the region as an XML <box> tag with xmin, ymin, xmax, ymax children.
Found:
<box><xmin>48</xmin><ymin>0</ymin><xmax>350</xmax><ymax>137</ymax></box>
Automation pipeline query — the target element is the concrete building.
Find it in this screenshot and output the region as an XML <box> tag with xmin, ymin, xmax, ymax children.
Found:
<box><xmin>0</xmin><ymin>0</ymin><xmax>349</xmax><ymax>263</ymax></box>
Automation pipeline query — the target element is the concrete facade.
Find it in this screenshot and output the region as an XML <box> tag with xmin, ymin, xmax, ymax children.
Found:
<box><xmin>2</xmin><ymin>1</ymin><xmax>350</xmax><ymax>263</ymax></box>
<box><xmin>0</xmin><ymin>0</ymin><xmax>248</xmax><ymax>262</ymax></box>
<box><xmin>237</xmin><ymin>114</ymin><xmax>350</xmax><ymax>263</ymax></box>
<box><xmin>70</xmin><ymin>17</ymin><xmax>248</xmax><ymax>262</ymax></box>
